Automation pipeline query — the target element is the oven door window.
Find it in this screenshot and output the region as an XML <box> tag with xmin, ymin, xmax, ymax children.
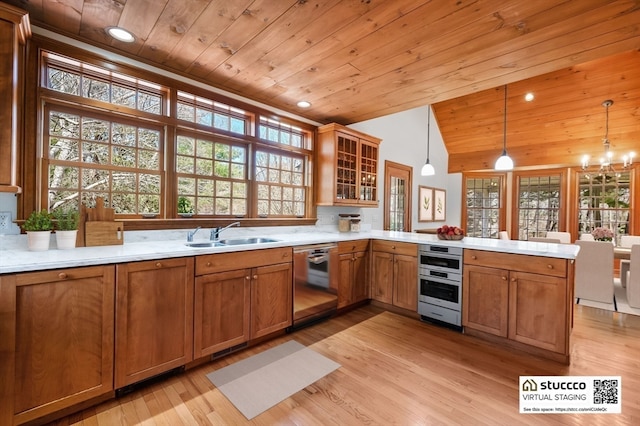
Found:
<box><xmin>420</xmin><ymin>278</ymin><xmax>459</xmax><ymax>304</ymax></box>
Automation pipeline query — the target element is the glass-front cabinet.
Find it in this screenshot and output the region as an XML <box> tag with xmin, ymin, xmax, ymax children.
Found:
<box><xmin>316</xmin><ymin>123</ymin><xmax>381</xmax><ymax>206</ymax></box>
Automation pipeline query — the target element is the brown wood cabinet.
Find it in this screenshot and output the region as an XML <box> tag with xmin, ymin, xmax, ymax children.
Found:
<box><xmin>337</xmin><ymin>240</ymin><xmax>369</xmax><ymax>308</ymax></box>
<box><xmin>115</xmin><ymin>258</ymin><xmax>195</xmax><ymax>388</ymax></box>
<box><xmin>371</xmin><ymin>240</ymin><xmax>418</xmax><ymax>311</ymax></box>
<box><xmin>316</xmin><ymin>123</ymin><xmax>381</xmax><ymax>207</ymax></box>
<box><xmin>194</xmin><ymin>247</ymin><xmax>292</xmax><ymax>351</ymax></box>
<box><xmin>0</xmin><ymin>4</ymin><xmax>29</xmax><ymax>193</ymax></box>
<box><xmin>194</xmin><ymin>268</ymin><xmax>250</xmax><ymax>358</ymax></box>
<box><xmin>0</xmin><ymin>266</ymin><xmax>115</xmax><ymax>426</ymax></box>
<box><xmin>462</xmin><ymin>249</ymin><xmax>573</xmax><ymax>361</ymax></box>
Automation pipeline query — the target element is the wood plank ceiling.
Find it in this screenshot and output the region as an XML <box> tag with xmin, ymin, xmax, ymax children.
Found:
<box><xmin>3</xmin><ymin>0</ymin><xmax>640</xmax><ymax>171</ymax></box>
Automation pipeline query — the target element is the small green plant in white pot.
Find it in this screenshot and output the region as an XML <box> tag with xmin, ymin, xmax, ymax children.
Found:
<box><xmin>54</xmin><ymin>208</ymin><xmax>79</xmax><ymax>250</ymax></box>
<box><xmin>23</xmin><ymin>209</ymin><xmax>54</xmax><ymax>251</ymax></box>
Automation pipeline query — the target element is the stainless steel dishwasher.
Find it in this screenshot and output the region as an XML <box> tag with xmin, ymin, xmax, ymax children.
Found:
<box><xmin>291</xmin><ymin>243</ymin><xmax>339</xmax><ymax>330</ymax></box>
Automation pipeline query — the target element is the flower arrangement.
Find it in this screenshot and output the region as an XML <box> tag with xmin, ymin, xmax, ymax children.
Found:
<box><xmin>591</xmin><ymin>227</ymin><xmax>614</xmax><ymax>241</ymax></box>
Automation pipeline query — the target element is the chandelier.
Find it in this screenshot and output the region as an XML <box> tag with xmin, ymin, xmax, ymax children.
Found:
<box><xmin>580</xmin><ymin>99</ymin><xmax>635</xmax><ymax>176</ymax></box>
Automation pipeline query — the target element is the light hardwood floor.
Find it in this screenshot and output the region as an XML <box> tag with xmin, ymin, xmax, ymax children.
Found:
<box><xmin>49</xmin><ymin>304</ymin><xmax>640</xmax><ymax>425</ymax></box>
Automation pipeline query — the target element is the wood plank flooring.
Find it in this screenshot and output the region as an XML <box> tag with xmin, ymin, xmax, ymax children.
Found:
<box><xmin>49</xmin><ymin>304</ymin><xmax>640</xmax><ymax>425</ymax></box>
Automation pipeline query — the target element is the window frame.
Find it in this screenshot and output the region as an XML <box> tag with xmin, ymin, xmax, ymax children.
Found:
<box><xmin>461</xmin><ymin>172</ymin><xmax>507</xmax><ymax>239</ymax></box>
<box><xmin>22</xmin><ymin>39</ymin><xmax>317</xmax><ymax>230</ymax></box>
<box><xmin>511</xmin><ymin>169</ymin><xmax>567</xmax><ymax>241</ymax></box>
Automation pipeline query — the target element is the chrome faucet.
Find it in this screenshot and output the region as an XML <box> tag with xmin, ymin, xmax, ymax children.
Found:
<box><xmin>211</xmin><ymin>221</ymin><xmax>241</xmax><ymax>241</ymax></box>
<box><xmin>187</xmin><ymin>226</ymin><xmax>202</xmax><ymax>242</ymax></box>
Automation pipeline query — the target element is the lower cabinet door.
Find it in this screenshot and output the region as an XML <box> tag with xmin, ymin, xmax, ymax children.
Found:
<box><xmin>0</xmin><ymin>266</ymin><xmax>115</xmax><ymax>426</ymax></box>
<box><xmin>194</xmin><ymin>269</ymin><xmax>251</xmax><ymax>358</ymax></box>
<box><xmin>250</xmin><ymin>262</ymin><xmax>292</xmax><ymax>339</ymax></box>
<box><xmin>115</xmin><ymin>258</ymin><xmax>194</xmax><ymax>388</ymax></box>
<box><xmin>371</xmin><ymin>251</ymin><xmax>394</xmax><ymax>304</ymax></box>
<box><xmin>462</xmin><ymin>264</ymin><xmax>509</xmax><ymax>337</ymax></box>
<box><xmin>508</xmin><ymin>271</ymin><xmax>568</xmax><ymax>353</ymax></box>
<box><xmin>393</xmin><ymin>253</ymin><xmax>418</xmax><ymax>310</ymax></box>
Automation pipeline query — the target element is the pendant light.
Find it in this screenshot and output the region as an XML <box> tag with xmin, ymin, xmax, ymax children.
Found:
<box><xmin>421</xmin><ymin>105</ymin><xmax>436</xmax><ymax>176</ymax></box>
<box><xmin>494</xmin><ymin>85</ymin><xmax>514</xmax><ymax>171</ymax></box>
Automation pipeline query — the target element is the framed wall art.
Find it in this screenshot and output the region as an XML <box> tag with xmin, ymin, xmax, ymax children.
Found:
<box><xmin>418</xmin><ymin>186</ymin><xmax>434</xmax><ymax>222</ymax></box>
<box><xmin>434</xmin><ymin>189</ymin><xmax>446</xmax><ymax>221</ymax></box>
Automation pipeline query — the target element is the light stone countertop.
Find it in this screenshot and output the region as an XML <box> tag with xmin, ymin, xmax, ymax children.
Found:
<box><xmin>0</xmin><ymin>226</ymin><xmax>579</xmax><ymax>275</ymax></box>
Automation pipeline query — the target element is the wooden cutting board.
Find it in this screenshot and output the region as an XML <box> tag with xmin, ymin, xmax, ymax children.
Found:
<box><xmin>85</xmin><ymin>221</ymin><xmax>124</xmax><ymax>246</ymax></box>
<box><xmin>79</xmin><ymin>197</ymin><xmax>124</xmax><ymax>246</ymax></box>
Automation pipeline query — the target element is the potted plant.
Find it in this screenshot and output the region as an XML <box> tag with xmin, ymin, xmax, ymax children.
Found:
<box><xmin>178</xmin><ymin>196</ymin><xmax>194</xmax><ymax>217</ymax></box>
<box><xmin>54</xmin><ymin>208</ymin><xmax>79</xmax><ymax>250</ymax></box>
<box><xmin>23</xmin><ymin>209</ymin><xmax>54</xmax><ymax>251</ymax></box>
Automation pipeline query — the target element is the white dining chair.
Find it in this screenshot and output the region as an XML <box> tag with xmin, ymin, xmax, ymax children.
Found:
<box><xmin>546</xmin><ymin>231</ymin><xmax>572</xmax><ymax>244</ymax></box>
<box><xmin>498</xmin><ymin>231</ymin><xmax>510</xmax><ymax>240</ymax></box>
<box><xmin>529</xmin><ymin>237</ymin><xmax>561</xmax><ymax>243</ymax></box>
<box><xmin>579</xmin><ymin>233</ymin><xmax>595</xmax><ymax>241</ymax></box>
<box><xmin>574</xmin><ymin>240</ymin><xmax>616</xmax><ymax>310</ymax></box>
<box><xmin>619</xmin><ymin>236</ymin><xmax>640</xmax><ymax>288</ymax></box>
<box><xmin>626</xmin><ymin>245</ymin><xmax>640</xmax><ymax>309</ymax></box>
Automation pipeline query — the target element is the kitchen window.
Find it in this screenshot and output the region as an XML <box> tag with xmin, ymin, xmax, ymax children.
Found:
<box><xmin>462</xmin><ymin>174</ymin><xmax>506</xmax><ymax>238</ymax></box>
<box><xmin>577</xmin><ymin>171</ymin><xmax>631</xmax><ymax>243</ymax></box>
<box><xmin>515</xmin><ymin>172</ymin><xmax>565</xmax><ymax>240</ymax></box>
<box><xmin>36</xmin><ymin>49</ymin><xmax>314</xmax><ymax>223</ymax></box>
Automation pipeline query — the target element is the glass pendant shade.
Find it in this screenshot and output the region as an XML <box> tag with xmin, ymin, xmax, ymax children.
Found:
<box><xmin>495</xmin><ymin>150</ymin><xmax>514</xmax><ymax>170</ymax></box>
<box><xmin>421</xmin><ymin>162</ymin><xmax>435</xmax><ymax>176</ymax></box>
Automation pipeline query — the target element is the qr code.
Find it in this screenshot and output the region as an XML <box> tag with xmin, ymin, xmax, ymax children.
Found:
<box><xmin>593</xmin><ymin>379</ymin><xmax>619</xmax><ymax>404</ymax></box>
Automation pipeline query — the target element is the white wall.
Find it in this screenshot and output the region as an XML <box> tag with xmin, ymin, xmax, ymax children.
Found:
<box><xmin>338</xmin><ymin>105</ymin><xmax>461</xmax><ymax>231</ymax></box>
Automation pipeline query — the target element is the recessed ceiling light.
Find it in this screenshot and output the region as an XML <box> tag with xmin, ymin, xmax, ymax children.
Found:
<box><xmin>297</xmin><ymin>101</ymin><xmax>311</xmax><ymax>108</ymax></box>
<box><xmin>524</xmin><ymin>92</ymin><xmax>535</xmax><ymax>102</ymax></box>
<box><xmin>106</xmin><ymin>27</ymin><xmax>135</xmax><ymax>43</ymax></box>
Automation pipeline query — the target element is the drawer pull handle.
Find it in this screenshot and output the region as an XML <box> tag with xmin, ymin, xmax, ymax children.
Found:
<box><xmin>58</xmin><ymin>272</ymin><xmax>67</xmax><ymax>280</ymax></box>
<box><xmin>471</xmin><ymin>255</ymin><xmax>477</xmax><ymax>260</ymax></box>
<box><xmin>206</xmin><ymin>262</ymin><xmax>212</xmax><ymax>267</ymax></box>
<box><xmin>155</xmin><ymin>262</ymin><xmax>162</xmax><ymax>268</ymax></box>
<box><xmin>391</xmin><ymin>245</ymin><xmax>396</xmax><ymax>249</ymax></box>
<box><xmin>547</xmin><ymin>264</ymin><xmax>553</xmax><ymax>269</ymax></box>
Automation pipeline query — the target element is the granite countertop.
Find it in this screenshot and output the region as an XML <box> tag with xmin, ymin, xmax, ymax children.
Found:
<box><xmin>0</xmin><ymin>227</ymin><xmax>579</xmax><ymax>274</ymax></box>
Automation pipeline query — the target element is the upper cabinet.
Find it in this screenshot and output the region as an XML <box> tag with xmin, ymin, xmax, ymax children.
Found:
<box><xmin>316</xmin><ymin>123</ymin><xmax>381</xmax><ymax>207</ymax></box>
<box><xmin>0</xmin><ymin>3</ymin><xmax>30</xmax><ymax>193</ymax></box>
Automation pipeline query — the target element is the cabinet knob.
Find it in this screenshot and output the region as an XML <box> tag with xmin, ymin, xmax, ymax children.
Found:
<box><xmin>502</xmin><ymin>276</ymin><xmax>507</xmax><ymax>281</ymax></box>
<box><xmin>511</xmin><ymin>278</ymin><xmax>517</xmax><ymax>282</ymax></box>
<box><xmin>155</xmin><ymin>262</ymin><xmax>162</xmax><ymax>268</ymax></box>
<box><xmin>253</xmin><ymin>275</ymin><xmax>258</xmax><ymax>280</ymax></box>
<box><xmin>391</xmin><ymin>245</ymin><xmax>396</xmax><ymax>249</ymax></box>
<box><xmin>547</xmin><ymin>264</ymin><xmax>553</xmax><ymax>269</ymax></box>
<box><xmin>471</xmin><ymin>255</ymin><xmax>477</xmax><ymax>260</ymax></box>
<box><xmin>246</xmin><ymin>276</ymin><xmax>251</xmax><ymax>280</ymax></box>
<box><xmin>206</xmin><ymin>261</ymin><xmax>212</xmax><ymax>267</ymax></box>
<box><xmin>58</xmin><ymin>272</ymin><xmax>67</xmax><ymax>280</ymax></box>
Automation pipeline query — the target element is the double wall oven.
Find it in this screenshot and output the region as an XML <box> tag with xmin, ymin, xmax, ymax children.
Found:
<box><xmin>418</xmin><ymin>244</ymin><xmax>463</xmax><ymax>329</ymax></box>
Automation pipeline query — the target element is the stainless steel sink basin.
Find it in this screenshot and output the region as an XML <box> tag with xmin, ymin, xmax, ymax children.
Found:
<box><xmin>185</xmin><ymin>241</ymin><xmax>226</xmax><ymax>248</ymax></box>
<box><xmin>218</xmin><ymin>237</ymin><xmax>280</xmax><ymax>245</ymax></box>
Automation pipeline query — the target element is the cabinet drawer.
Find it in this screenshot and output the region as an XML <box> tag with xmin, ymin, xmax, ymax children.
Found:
<box><xmin>464</xmin><ymin>249</ymin><xmax>567</xmax><ymax>278</ymax></box>
<box><xmin>338</xmin><ymin>239</ymin><xmax>369</xmax><ymax>254</ymax></box>
<box><xmin>419</xmin><ymin>303</ymin><xmax>461</xmax><ymax>327</ymax></box>
<box><xmin>196</xmin><ymin>247</ymin><xmax>292</xmax><ymax>275</ymax></box>
<box><xmin>371</xmin><ymin>240</ymin><xmax>416</xmax><ymax>256</ymax></box>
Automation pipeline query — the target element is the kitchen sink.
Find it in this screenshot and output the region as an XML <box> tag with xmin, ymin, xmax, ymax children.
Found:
<box><xmin>185</xmin><ymin>241</ymin><xmax>226</xmax><ymax>248</ymax></box>
<box><xmin>218</xmin><ymin>237</ymin><xmax>281</xmax><ymax>245</ymax></box>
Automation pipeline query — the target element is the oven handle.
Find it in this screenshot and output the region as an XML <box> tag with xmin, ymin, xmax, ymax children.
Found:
<box><xmin>308</xmin><ymin>253</ymin><xmax>329</xmax><ymax>264</ymax></box>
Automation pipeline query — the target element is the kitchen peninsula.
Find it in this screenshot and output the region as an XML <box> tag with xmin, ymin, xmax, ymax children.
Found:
<box><xmin>0</xmin><ymin>229</ymin><xmax>578</xmax><ymax>425</ymax></box>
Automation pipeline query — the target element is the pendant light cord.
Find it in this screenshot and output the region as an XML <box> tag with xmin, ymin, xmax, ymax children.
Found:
<box><xmin>502</xmin><ymin>85</ymin><xmax>508</xmax><ymax>155</ymax></box>
<box><xmin>426</xmin><ymin>106</ymin><xmax>431</xmax><ymax>162</ymax></box>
